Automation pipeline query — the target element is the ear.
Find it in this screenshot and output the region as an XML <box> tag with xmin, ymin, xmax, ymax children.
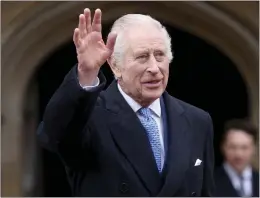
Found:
<box><xmin>107</xmin><ymin>56</ymin><xmax>122</xmax><ymax>78</ymax></box>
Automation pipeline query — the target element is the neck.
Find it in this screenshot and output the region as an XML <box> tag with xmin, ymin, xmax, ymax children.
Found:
<box><xmin>225</xmin><ymin>161</ymin><xmax>250</xmax><ymax>175</ymax></box>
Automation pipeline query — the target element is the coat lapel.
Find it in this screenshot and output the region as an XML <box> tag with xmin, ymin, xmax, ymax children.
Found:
<box><xmin>158</xmin><ymin>92</ymin><xmax>192</xmax><ymax>196</ymax></box>
<box><xmin>220</xmin><ymin>166</ymin><xmax>240</xmax><ymax>196</ymax></box>
<box><xmin>103</xmin><ymin>81</ymin><xmax>161</xmax><ymax>195</ymax></box>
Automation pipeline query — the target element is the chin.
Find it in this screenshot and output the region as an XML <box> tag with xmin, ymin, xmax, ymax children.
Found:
<box><xmin>233</xmin><ymin>163</ymin><xmax>247</xmax><ymax>172</ymax></box>
<box><xmin>143</xmin><ymin>90</ymin><xmax>163</xmax><ymax>102</ymax></box>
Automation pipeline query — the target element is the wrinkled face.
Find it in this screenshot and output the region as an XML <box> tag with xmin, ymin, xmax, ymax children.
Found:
<box><xmin>114</xmin><ymin>25</ymin><xmax>170</xmax><ymax>106</ymax></box>
<box><xmin>222</xmin><ymin>130</ymin><xmax>255</xmax><ymax>173</ymax></box>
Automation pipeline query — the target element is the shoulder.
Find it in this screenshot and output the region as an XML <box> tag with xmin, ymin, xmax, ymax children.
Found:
<box><xmin>166</xmin><ymin>94</ymin><xmax>214</xmax><ymax>144</ymax></box>
<box><xmin>177</xmin><ymin>98</ymin><xmax>209</xmax><ymax>117</ymax></box>
<box><xmin>169</xmin><ymin>95</ymin><xmax>212</xmax><ymax>125</ymax></box>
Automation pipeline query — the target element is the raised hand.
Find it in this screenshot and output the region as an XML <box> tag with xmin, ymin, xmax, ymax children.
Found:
<box><xmin>73</xmin><ymin>8</ymin><xmax>117</xmax><ymax>85</ymax></box>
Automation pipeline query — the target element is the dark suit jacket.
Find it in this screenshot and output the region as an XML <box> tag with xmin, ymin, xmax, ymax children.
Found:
<box><xmin>214</xmin><ymin>165</ymin><xmax>259</xmax><ymax>197</ymax></box>
<box><xmin>37</xmin><ymin>66</ymin><xmax>215</xmax><ymax>196</ymax></box>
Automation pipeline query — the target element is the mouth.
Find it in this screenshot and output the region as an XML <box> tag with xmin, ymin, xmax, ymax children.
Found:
<box><xmin>143</xmin><ymin>79</ymin><xmax>162</xmax><ymax>88</ymax></box>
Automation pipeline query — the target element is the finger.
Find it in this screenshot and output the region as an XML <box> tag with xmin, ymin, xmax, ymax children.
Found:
<box><xmin>78</xmin><ymin>14</ymin><xmax>86</xmax><ymax>38</ymax></box>
<box><xmin>106</xmin><ymin>32</ymin><xmax>117</xmax><ymax>52</ymax></box>
<box><xmin>73</xmin><ymin>28</ymin><xmax>81</xmax><ymax>48</ymax></box>
<box><xmin>84</xmin><ymin>8</ymin><xmax>91</xmax><ymax>33</ymax></box>
<box><xmin>92</xmin><ymin>9</ymin><xmax>102</xmax><ymax>32</ymax></box>
<box><xmin>90</xmin><ymin>32</ymin><xmax>103</xmax><ymax>44</ymax></box>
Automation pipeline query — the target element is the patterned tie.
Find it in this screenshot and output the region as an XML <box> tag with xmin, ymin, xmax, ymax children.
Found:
<box><xmin>138</xmin><ymin>107</ymin><xmax>162</xmax><ymax>172</ymax></box>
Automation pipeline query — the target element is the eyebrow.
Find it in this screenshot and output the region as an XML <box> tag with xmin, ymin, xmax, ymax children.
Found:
<box><xmin>154</xmin><ymin>49</ymin><xmax>165</xmax><ymax>53</ymax></box>
<box><xmin>133</xmin><ymin>48</ymin><xmax>166</xmax><ymax>55</ymax></box>
<box><xmin>133</xmin><ymin>49</ymin><xmax>149</xmax><ymax>55</ymax></box>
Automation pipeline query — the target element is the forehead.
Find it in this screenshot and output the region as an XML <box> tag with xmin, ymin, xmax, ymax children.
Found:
<box><xmin>125</xmin><ymin>25</ymin><xmax>166</xmax><ymax>51</ymax></box>
<box><xmin>225</xmin><ymin>129</ymin><xmax>254</xmax><ymax>145</ymax></box>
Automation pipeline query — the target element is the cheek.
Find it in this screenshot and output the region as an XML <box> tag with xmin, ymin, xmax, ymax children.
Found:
<box><xmin>161</xmin><ymin>66</ymin><xmax>169</xmax><ymax>83</ymax></box>
<box><xmin>160</xmin><ymin>63</ymin><xmax>169</xmax><ymax>74</ymax></box>
<box><xmin>130</xmin><ymin>66</ymin><xmax>146</xmax><ymax>81</ymax></box>
<box><xmin>226</xmin><ymin>151</ymin><xmax>233</xmax><ymax>158</ymax></box>
<box><xmin>245</xmin><ymin>148</ymin><xmax>254</xmax><ymax>157</ymax></box>
<box><xmin>225</xmin><ymin>149</ymin><xmax>236</xmax><ymax>158</ymax></box>
<box><xmin>124</xmin><ymin>67</ymin><xmax>144</xmax><ymax>89</ymax></box>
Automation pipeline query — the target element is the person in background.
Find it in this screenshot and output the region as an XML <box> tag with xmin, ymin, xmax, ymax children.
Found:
<box><xmin>214</xmin><ymin>119</ymin><xmax>259</xmax><ymax>197</ymax></box>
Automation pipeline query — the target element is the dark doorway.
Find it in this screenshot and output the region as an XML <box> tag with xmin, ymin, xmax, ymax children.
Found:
<box><xmin>35</xmin><ymin>23</ymin><xmax>248</xmax><ymax>196</ymax></box>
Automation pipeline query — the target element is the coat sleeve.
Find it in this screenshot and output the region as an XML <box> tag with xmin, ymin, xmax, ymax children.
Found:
<box><xmin>37</xmin><ymin>65</ymin><xmax>106</xmax><ymax>169</ymax></box>
<box><xmin>201</xmin><ymin>113</ymin><xmax>215</xmax><ymax>196</ymax></box>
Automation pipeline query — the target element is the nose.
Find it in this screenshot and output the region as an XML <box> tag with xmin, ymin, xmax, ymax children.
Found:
<box><xmin>147</xmin><ymin>56</ymin><xmax>160</xmax><ymax>74</ymax></box>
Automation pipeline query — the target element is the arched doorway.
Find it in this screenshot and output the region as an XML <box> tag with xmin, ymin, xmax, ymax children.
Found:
<box><xmin>35</xmin><ymin>23</ymin><xmax>248</xmax><ymax>196</ymax></box>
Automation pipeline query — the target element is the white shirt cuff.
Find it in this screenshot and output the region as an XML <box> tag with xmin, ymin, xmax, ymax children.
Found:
<box><xmin>80</xmin><ymin>77</ymin><xmax>100</xmax><ymax>90</ymax></box>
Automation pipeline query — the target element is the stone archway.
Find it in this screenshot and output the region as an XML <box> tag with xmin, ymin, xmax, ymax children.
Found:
<box><xmin>2</xmin><ymin>1</ymin><xmax>258</xmax><ymax>196</ymax></box>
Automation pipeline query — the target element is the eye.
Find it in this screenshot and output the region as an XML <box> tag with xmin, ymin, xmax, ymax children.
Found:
<box><xmin>137</xmin><ymin>54</ymin><xmax>149</xmax><ymax>59</ymax></box>
<box><xmin>155</xmin><ymin>51</ymin><xmax>165</xmax><ymax>57</ymax></box>
<box><xmin>154</xmin><ymin>51</ymin><xmax>165</xmax><ymax>61</ymax></box>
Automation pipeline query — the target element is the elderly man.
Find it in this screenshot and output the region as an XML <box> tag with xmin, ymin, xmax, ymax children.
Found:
<box><xmin>37</xmin><ymin>8</ymin><xmax>214</xmax><ymax>196</ymax></box>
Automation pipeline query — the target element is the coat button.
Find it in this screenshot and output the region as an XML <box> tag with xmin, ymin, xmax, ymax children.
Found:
<box><xmin>120</xmin><ymin>182</ymin><xmax>129</xmax><ymax>193</ymax></box>
<box><xmin>191</xmin><ymin>192</ymin><xmax>196</xmax><ymax>196</ymax></box>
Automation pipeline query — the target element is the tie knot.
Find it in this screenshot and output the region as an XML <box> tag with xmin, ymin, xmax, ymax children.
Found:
<box><xmin>139</xmin><ymin>108</ymin><xmax>152</xmax><ymax>119</ymax></box>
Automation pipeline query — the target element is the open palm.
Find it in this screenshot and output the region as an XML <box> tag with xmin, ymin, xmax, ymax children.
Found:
<box><xmin>73</xmin><ymin>9</ymin><xmax>117</xmax><ymax>73</ymax></box>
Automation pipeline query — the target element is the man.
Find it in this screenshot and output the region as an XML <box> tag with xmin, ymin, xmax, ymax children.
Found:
<box><xmin>214</xmin><ymin>119</ymin><xmax>259</xmax><ymax>197</ymax></box>
<box><xmin>37</xmin><ymin>8</ymin><xmax>214</xmax><ymax>196</ymax></box>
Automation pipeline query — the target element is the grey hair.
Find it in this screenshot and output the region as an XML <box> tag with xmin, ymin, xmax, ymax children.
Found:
<box><xmin>109</xmin><ymin>14</ymin><xmax>174</xmax><ymax>67</ymax></box>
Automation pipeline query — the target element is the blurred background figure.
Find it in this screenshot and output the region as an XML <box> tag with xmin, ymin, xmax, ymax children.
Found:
<box><xmin>214</xmin><ymin>119</ymin><xmax>259</xmax><ymax>197</ymax></box>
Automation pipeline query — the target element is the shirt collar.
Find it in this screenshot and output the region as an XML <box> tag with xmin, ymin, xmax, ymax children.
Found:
<box><xmin>117</xmin><ymin>83</ymin><xmax>161</xmax><ymax>117</ymax></box>
<box><xmin>224</xmin><ymin>162</ymin><xmax>252</xmax><ymax>179</ymax></box>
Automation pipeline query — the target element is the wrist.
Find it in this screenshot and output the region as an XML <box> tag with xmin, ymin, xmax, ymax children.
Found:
<box><xmin>77</xmin><ymin>67</ymin><xmax>99</xmax><ymax>86</ymax></box>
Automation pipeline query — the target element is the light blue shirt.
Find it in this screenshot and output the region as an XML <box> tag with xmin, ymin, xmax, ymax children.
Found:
<box><xmin>224</xmin><ymin>162</ymin><xmax>252</xmax><ymax>196</ymax></box>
